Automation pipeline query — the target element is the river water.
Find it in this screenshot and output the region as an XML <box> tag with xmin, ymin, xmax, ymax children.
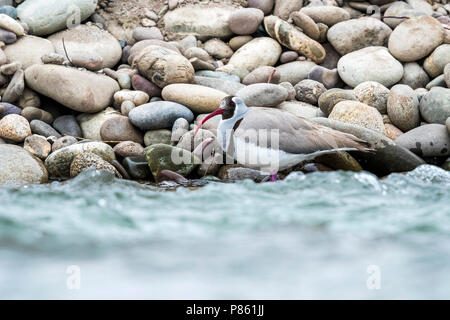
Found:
<box><xmin>1</xmin><ymin>165</ymin><xmax>449</xmax><ymax>299</ymax></box>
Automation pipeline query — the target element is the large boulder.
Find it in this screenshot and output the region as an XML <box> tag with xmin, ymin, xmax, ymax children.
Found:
<box><xmin>0</xmin><ymin>144</ymin><xmax>48</xmax><ymax>184</ymax></box>
<box><xmin>17</xmin><ymin>0</ymin><xmax>97</xmax><ymax>36</ymax></box>
<box><xmin>24</xmin><ymin>64</ymin><xmax>119</xmax><ymax>113</ymax></box>
<box><xmin>48</xmin><ymin>24</ymin><xmax>122</xmax><ymax>69</ymax></box>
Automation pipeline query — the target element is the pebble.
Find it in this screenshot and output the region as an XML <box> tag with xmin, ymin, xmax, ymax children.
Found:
<box><xmin>194</xmin><ymin>76</ymin><xmax>245</xmax><ymax>96</ymax></box>
<box><xmin>0</xmin><ymin>13</ymin><xmax>24</xmax><ymax>35</ymax></box>
<box><xmin>203</xmin><ymin>38</ymin><xmax>233</xmax><ymax>59</ymax></box>
<box><xmin>236</xmin><ymin>83</ymin><xmax>288</xmax><ymax>107</ymax></box>
<box><xmin>122</xmin><ymin>155</ymin><xmax>152</xmax><ymax>180</ymax></box>
<box><xmin>171</xmin><ymin>118</ymin><xmax>190</xmax><ymax>143</ymax></box>
<box><xmin>318</xmin><ymin>88</ymin><xmax>357</xmax><ymax>116</ymax></box>
<box><xmin>388</xmin><ymin>16</ymin><xmax>444</xmax><ymax>62</ymax></box>
<box><xmin>279</xmin><ymin>51</ymin><xmax>299</xmax><ymax>64</ymax></box>
<box><xmin>144</xmin><ymin>129</ymin><xmax>172</xmax><ymax>147</ymax></box>
<box><xmin>4</xmin><ymin>35</ymin><xmax>54</xmax><ymax>68</ymax></box>
<box><xmin>0</xmin><ymin>113</ymin><xmax>30</xmax><ymax>142</ymax></box>
<box><xmin>445</xmin><ymin>64</ymin><xmax>450</xmax><ymax>88</ymax></box>
<box><xmin>248</xmin><ymin>0</ymin><xmax>274</xmax><ymax>15</ymax></box>
<box><xmin>0</xmin><ymin>27</ymin><xmax>16</xmax><ymax>44</ymax></box>
<box><xmin>278</xmin><ymin>82</ymin><xmax>296</xmax><ymax>100</ymax></box>
<box><xmin>384</xmin><ymin>123</ymin><xmax>403</xmax><ymax>141</ymax></box>
<box><xmin>17</xmin><ymin>0</ymin><xmax>96</xmax><ymax>36</ymax></box>
<box><xmin>129</xmin><ymin>101</ymin><xmax>194</xmax><ymax>131</ymax></box>
<box><xmin>45</xmin><ymin>141</ymin><xmax>116</xmax><ymax>178</ymax></box>
<box><xmin>113</xmin><ymin>141</ymin><xmax>144</xmax><ymax>159</ymax></box>
<box><xmin>2</xmin><ymin>69</ymin><xmax>24</xmax><ymax>103</ymax></box>
<box><xmin>145</xmin><ymin>143</ymin><xmax>196</xmax><ymax>181</ymax></box>
<box><xmin>273</xmin><ymin>0</ymin><xmax>303</xmax><ymax>20</ymax></box>
<box><xmin>120</xmin><ymin>101</ymin><xmax>135</xmax><ymax>117</ymax></box>
<box><xmin>23</xmin><ymin>134</ymin><xmax>51</xmax><ymax>159</ymax></box>
<box><xmin>278</xmin><ymin>101</ymin><xmax>323</xmax><ymax>119</ymax></box>
<box><xmin>41</xmin><ymin>53</ymin><xmax>66</xmax><ymax>65</ymax></box>
<box><xmin>218</xmin><ymin>165</ymin><xmax>269</xmax><ymax>182</ymax></box>
<box><xmin>354</xmin><ymin>81</ymin><xmax>390</xmax><ymax>114</ymax></box>
<box><xmin>291</xmin><ymin>12</ymin><xmax>320</xmax><ymax>41</ymax></box>
<box><xmin>0</xmin><ymin>102</ymin><xmax>20</xmax><ymax>117</ymax></box>
<box><xmin>242</xmin><ymin>66</ymin><xmax>280</xmax><ymax>85</ymax></box>
<box><xmin>300</xmin><ymin>6</ymin><xmax>350</xmax><ymax>26</ymax></box>
<box><xmin>114</xmin><ymin>90</ymin><xmax>149</xmax><ymax>106</ymax></box>
<box><xmin>395</xmin><ymin>124</ymin><xmax>450</xmax><ymax>157</ymax></box>
<box><xmin>77</xmin><ymin>108</ymin><xmax>120</xmax><ymax>141</ymax></box>
<box><xmin>162</xmin><ymin>84</ymin><xmax>227</xmax><ymax>113</ymax></box>
<box><xmin>0</xmin><ymin>5</ymin><xmax>17</xmax><ymax>19</ymax></box>
<box><xmin>133</xmin><ymin>45</ymin><xmax>194</xmax><ymax>88</ymax></box>
<box><xmin>52</xmin><ymin>136</ymin><xmax>78</xmax><ymax>152</ymax></box>
<box><xmin>100</xmin><ymin>116</ymin><xmax>144</xmax><ymax>144</ymax></box>
<box><xmin>327</xmin><ymin>17</ymin><xmax>392</xmax><ymax>56</ymax></box>
<box><xmin>0</xmin><ymin>144</ymin><xmax>48</xmax><ymax>184</ymax></box>
<box><xmin>419</xmin><ymin>87</ymin><xmax>450</xmax><ymax>124</ymax></box>
<box><xmin>264</xmin><ymin>16</ymin><xmax>326</xmax><ymax>64</ymax></box>
<box><xmin>25</xmin><ymin>65</ymin><xmax>120</xmax><ymax>113</ymax></box>
<box><xmin>229</xmin><ymin>36</ymin><xmax>253</xmax><ymax>50</ymax></box>
<box><xmin>294</xmin><ymin>80</ymin><xmax>327</xmax><ymax>105</ymax></box>
<box><xmin>276</xmin><ymin>61</ymin><xmax>317</xmax><ymax>85</ymax></box>
<box><xmin>21</xmin><ymin>107</ymin><xmax>53</xmax><ymax>124</ymax></box>
<box><xmin>70</xmin><ymin>152</ymin><xmax>121</xmax><ymax>179</ymax></box>
<box><xmin>423</xmin><ymin>44</ymin><xmax>450</xmax><ymax>78</ymax></box>
<box><xmin>337</xmin><ymin>46</ymin><xmax>404</xmax><ymax>88</ymax></box>
<box><xmin>30</xmin><ymin>119</ymin><xmax>61</xmax><ymax>138</ymax></box>
<box><xmin>400</xmin><ymin>62</ymin><xmax>430</xmax><ymax>90</ymax></box>
<box><xmin>307</xmin><ymin>66</ymin><xmax>341</xmax><ymax>89</ymax></box>
<box><xmin>133</xmin><ymin>27</ymin><xmax>163</xmax><ymax>41</ymax></box>
<box><xmin>228</xmin><ymin>8</ymin><xmax>264</xmax><ymax>35</ymax></box>
<box><xmin>131</xmin><ymin>74</ymin><xmax>162</xmax><ymax>97</ymax></box>
<box><xmin>184</xmin><ymin>47</ymin><xmax>211</xmax><ymax>61</ymax></box>
<box><xmin>163</xmin><ymin>6</ymin><xmax>235</xmax><ymax>38</ymax></box>
<box><xmin>387</xmin><ymin>84</ymin><xmax>420</xmax><ymax>132</ymax></box>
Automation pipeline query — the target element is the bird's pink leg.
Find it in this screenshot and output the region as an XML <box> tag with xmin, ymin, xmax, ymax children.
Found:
<box><xmin>269</xmin><ymin>173</ymin><xmax>278</xmax><ymax>182</ymax></box>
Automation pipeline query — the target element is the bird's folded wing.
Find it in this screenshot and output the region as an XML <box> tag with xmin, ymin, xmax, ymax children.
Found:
<box><xmin>235</xmin><ymin>108</ymin><xmax>372</xmax><ymax>155</ymax></box>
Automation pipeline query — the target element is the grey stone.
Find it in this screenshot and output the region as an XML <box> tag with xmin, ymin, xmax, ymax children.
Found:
<box><xmin>395</xmin><ymin>124</ymin><xmax>450</xmax><ymax>157</ymax></box>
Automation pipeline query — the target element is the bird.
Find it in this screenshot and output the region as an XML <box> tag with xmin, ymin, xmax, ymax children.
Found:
<box><xmin>195</xmin><ymin>96</ymin><xmax>372</xmax><ymax>181</ymax></box>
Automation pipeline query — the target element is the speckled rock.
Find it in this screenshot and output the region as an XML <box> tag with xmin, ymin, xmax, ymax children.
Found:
<box><xmin>25</xmin><ymin>65</ymin><xmax>120</xmax><ymax>113</ymax></box>
<box><xmin>0</xmin><ymin>144</ymin><xmax>48</xmax><ymax>184</ymax></box>
<box><xmin>354</xmin><ymin>81</ymin><xmax>390</xmax><ymax>114</ymax></box>
<box><xmin>70</xmin><ymin>152</ymin><xmax>121</xmax><ymax>179</ymax></box>
<box><xmin>337</xmin><ymin>46</ymin><xmax>404</xmax><ymax>87</ymax></box>
<box><xmin>113</xmin><ymin>141</ymin><xmax>145</xmax><ymax>159</ymax></box>
<box><xmin>294</xmin><ymin>80</ymin><xmax>327</xmax><ymax>105</ymax></box>
<box><xmin>318</xmin><ymin>88</ymin><xmax>357</xmax><ymax>116</ymax></box>
<box><xmin>129</xmin><ymin>101</ymin><xmax>194</xmax><ymax>131</ymax></box>
<box><xmin>327</xmin><ymin>17</ymin><xmax>392</xmax><ymax>55</ymax></box>
<box><xmin>236</xmin><ymin>83</ymin><xmax>288</xmax><ymax>107</ymax></box>
<box><xmin>395</xmin><ymin>124</ymin><xmax>450</xmax><ymax>157</ymax></box>
<box><xmin>145</xmin><ymin>143</ymin><xmax>197</xmax><ymax>181</ymax></box>
<box><xmin>388</xmin><ymin>16</ymin><xmax>444</xmax><ymax>62</ymax></box>
<box><xmin>23</xmin><ymin>134</ymin><xmax>51</xmax><ymax>160</ymax></box>
<box><xmin>0</xmin><ymin>114</ymin><xmax>31</xmax><ymax>142</ymax></box>
<box><xmin>423</xmin><ymin>44</ymin><xmax>450</xmax><ymax>78</ymax></box>
<box><xmin>162</xmin><ymin>84</ymin><xmax>227</xmax><ymax>113</ymax></box>
<box><xmin>387</xmin><ymin>84</ymin><xmax>420</xmax><ymax>132</ymax></box>
<box><xmin>329</xmin><ymin>101</ymin><xmax>385</xmax><ymax>134</ymax></box>
<box><xmin>419</xmin><ymin>87</ymin><xmax>450</xmax><ymax>124</ymax></box>
<box><xmin>45</xmin><ymin>141</ymin><xmax>116</xmax><ymax>178</ymax></box>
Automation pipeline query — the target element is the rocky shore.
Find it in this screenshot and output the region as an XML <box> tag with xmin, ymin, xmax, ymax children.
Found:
<box><xmin>0</xmin><ymin>0</ymin><xmax>449</xmax><ymax>185</ymax></box>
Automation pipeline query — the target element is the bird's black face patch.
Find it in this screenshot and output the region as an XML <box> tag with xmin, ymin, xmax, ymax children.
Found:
<box><xmin>221</xmin><ymin>96</ymin><xmax>236</xmax><ymax>120</ymax></box>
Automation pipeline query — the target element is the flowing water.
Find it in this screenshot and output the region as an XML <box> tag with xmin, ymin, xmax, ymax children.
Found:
<box><xmin>1</xmin><ymin>165</ymin><xmax>449</xmax><ymax>299</ymax></box>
